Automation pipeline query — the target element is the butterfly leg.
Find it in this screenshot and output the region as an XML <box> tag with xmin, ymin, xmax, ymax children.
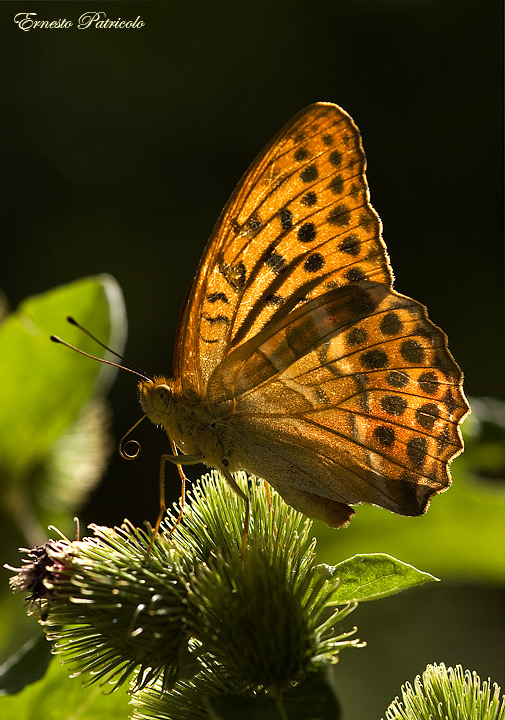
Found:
<box><xmin>166</xmin><ymin>439</ymin><xmax>189</xmax><ymax>539</ymax></box>
<box><xmin>147</xmin><ymin>444</ymin><xmax>204</xmax><ymax>553</ymax></box>
<box><xmin>152</xmin><ymin>453</ymin><xmax>187</xmax><ymax>536</ymax></box>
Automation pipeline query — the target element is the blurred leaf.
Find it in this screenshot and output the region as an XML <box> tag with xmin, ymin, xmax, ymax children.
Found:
<box><xmin>0</xmin><ymin>653</ymin><xmax>130</xmax><ymax>719</ymax></box>
<box><xmin>38</xmin><ymin>398</ymin><xmax>112</xmax><ymax>515</ymax></box>
<box><xmin>0</xmin><ymin>591</ymin><xmax>39</xmax><ymax>672</ymax></box>
<box><xmin>0</xmin><ymin>634</ymin><xmax>51</xmax><ymax>695</ymax></box>
<box><xmin>0</xmin><ymin>274</ymin><xmax>125</xmax><ymax>482</ymax></box>
<box><xmin>0</xmin><ymin>275</ymin><xmax>125</xmax><ymax>547</ymax></box>
<box><xmin>462</xmin><ymin>396</ymin><xmax>505</xmax><ymax>484</ymax></box>
<box><xmin>329</xmin><ymin>554</ymin><xmax>437</xmax><ymax>604</ymax></box>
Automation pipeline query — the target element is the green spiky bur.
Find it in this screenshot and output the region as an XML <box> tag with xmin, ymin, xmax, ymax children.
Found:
<box><xmin>10</xmin><ymin>472</ymin><xmax>440</xmax><ymax>718</ymax></box>
<box><xmin>383</xmin><ymin>662</ymin><xmax>505</xmax><ymax>720</ymax></box>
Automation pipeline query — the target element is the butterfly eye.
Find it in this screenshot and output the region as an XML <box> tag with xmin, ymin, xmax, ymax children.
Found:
<box><xmin>152</xmin><ymin>385</ymin><xmax>171</xmax><ymax>412</ymax></box>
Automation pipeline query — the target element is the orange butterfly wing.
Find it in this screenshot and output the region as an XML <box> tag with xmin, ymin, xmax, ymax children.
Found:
<box><xmin>208</xmin><ymin>282</ymin><xmax>467</xmax><ymax>523</ymax></box>
<box><xmin>172</xmin><ymin>103</ymin><xmax>468</xmax><ymax>525</ymax></box>
<box><xmin>174</xmin><ymin>103</ymin><xmax>392</xmax><ymax>395</ymax></box>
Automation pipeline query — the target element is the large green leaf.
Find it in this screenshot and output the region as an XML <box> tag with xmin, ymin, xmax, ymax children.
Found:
<box><xmin>0</xmin><ymin>653</ymin><xmax>130</xmax><ymax>719</ymax></box>
<box><xmin>0</xmin><ymin>634</ymin><xmax>52</xmax><ymax>695</ymax></box>
<box><xmin>0</xmin><ymin>275</ymin><xmax>125</xmax><ymax>482</ymax></box>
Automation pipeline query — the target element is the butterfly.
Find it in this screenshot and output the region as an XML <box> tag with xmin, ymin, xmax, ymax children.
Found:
<box><xmin>137</xmin><ymin>102</ymin><xmax>469</xmax><ymax>530</ymax></box>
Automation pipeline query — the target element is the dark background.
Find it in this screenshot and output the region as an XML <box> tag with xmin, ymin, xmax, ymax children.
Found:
<box><xmin>1</xmin><ymin>0</ymin><xmax>503</xmax><ymax>716</ymax></box>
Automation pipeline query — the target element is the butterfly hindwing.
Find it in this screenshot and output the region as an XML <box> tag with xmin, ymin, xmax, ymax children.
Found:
<box><xmin>206</xmin><ymin>281</ymin><xmax>466</xmax><ymax>519</ymax></box>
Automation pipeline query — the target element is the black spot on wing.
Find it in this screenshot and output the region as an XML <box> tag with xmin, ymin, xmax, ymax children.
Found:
<box><xmin>407</xmin><ymin>436</ymin><xmax>428</xmax><ymax>469</ymax></box>
<box><xmin>344</xmin><ymin>267</ymin><xmax>367</xmax><ymax>283</ymax></box>
<box><xmin>218</xmin><ymin>258</ymin><xmax>247</xmax><ymax>290</ymax></box>
<box><xmin>298</xmin><ymin>223</ymin><xmax>317</xmax><ymax>243</ymax></box>
<box><xmin>381</xmin><ymin>395</ymin><xmax>407</xmax><ymax>416</ymax></box>
<box><xmin>380</xmin><ymin>312</ymin><xmax>402</xmax><ymax>336</ymax></box>
<box><xmin>418</xmin><ymin>371</ymin><xmax>439</xmax><ymax>395</ymax></box>
<box><xmin>202</xmin><ymin>314</ymin><xmax>230</xmax><ymax>326</ymax></box>
<box><xmin>280</xmin><ymin>208</ymin><xmax>293</xmax><ymax>231</ymax></box>
<box><xmin>329</xmin><ymin>150</ymin><xmax>342</xmax><ymax>167</ymax></box>
<box><xmin>346</xmin><ymin>327</ymin><xmax>367</xmax><ymax>346</ymax></box>
<box><xmin>328</xmin><ymin>176</ymin><xmax>344</xmax><ymax>195</ymax></box>
<box><xmin>327</xmin><ymin>204</ymin><xmax>351</xmax><ymax>226</ymax></box>
<box><xmin>206</xmin><ymin>292</ymin><xmax>229</xmax><ymax>304</ymax></box>
<box><xmin>416</xmin><ymin>403</ymin><xmax>440</xmax><ymax>430</ymax></box>
<box><xmin>360</xmin><ymin>349</ymin><xmax>389</xmax><ymax>370</ymax></box>
<box><xmin>301</xmin><ymin>191</ymin><xmax>317</xmax><ymax>207</ymax></box>
<box><xmin>263</xmin><ymin>244</ymin><xmax>287</xmax><ymax>275</ymax></box>
<box><xmin>374</xmin><ymin>425</ymin><xmax>395</xmax><ymax>446</ymax></box>
<box><xmin>266</xmin><ymin>293</ymin><xmax>285</xmax><ymax>307</ymax></box>
<box><xmin>400</xmin><ymin>339</ymin><xmax>425</xmax><ymax>364</ymax></box>
<box><xmin>339</xmin><ymin>234</ymin><xmax>360</xmax><ymax>256</ymax></box>
<box><xmin>300</xmin><ymin>164</ymin><xmax>318</xmax><ymax>183</ymax></box>
<box><xmin>294</xmin><ymin>147</ymin><xmax>310</xmax><ymax>162</ymax></box>
<box><xmin>303</xmin><ymin>253</ymin><xmax>325</xmax><ymax>273</ymax></box>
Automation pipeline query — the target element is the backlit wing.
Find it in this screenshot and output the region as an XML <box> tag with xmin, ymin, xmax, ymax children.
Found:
<box><xmin>208</xmin><ymin>281</ymin><xmax>468</xmax><ymax>519</ymax></box>
<box><xmin>174</xmin><ymin>103</ymin><xmax>392</xmax><ymax>396</ymax></box>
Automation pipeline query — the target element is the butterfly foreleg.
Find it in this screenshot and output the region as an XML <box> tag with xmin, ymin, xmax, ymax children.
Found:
<box><xmin>150</xmin><ymin>440</ymin><xmax>202</xmax><ymax>548</ymax></box>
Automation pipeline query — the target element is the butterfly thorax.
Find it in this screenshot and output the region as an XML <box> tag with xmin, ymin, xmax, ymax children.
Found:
<box><xmin>138</xmin><ymin>376</ymin><xmax>239</xmax><ymax>470</ymax></box>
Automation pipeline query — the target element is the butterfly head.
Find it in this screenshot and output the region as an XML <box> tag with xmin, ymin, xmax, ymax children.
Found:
<box><xmin>138</xmin><ymin>376</ymin><xmax>174</xmax><ymax>428</ymax></box>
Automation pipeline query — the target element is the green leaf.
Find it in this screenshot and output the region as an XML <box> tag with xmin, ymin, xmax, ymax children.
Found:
<box><xmin>329</xmin><ymin>554</ymin><xmax>438</xmax><ymax>604</ymax></box>
<box><xmin>0</xmin><ymin>274</ymin><xmax>125</xmax><ymax>551</ymax></box>
<box><xmin>0</xmin><ymin>634</ymin><xmax>52</xmax><ymax>695</ymax></box>
<box><xmin>206</xmin><ymin>666</ymin><xmax>341</xmax><ymax>720</ymax></box>
<box><xmin>0</xmin><ymin>652</ymin><xmax>130</xmax><ymax>719</ymax></box>
<box><xmin>0</xmin><ymin>274</ymin><xmax>125</xmax><ymax>482</ymax></box>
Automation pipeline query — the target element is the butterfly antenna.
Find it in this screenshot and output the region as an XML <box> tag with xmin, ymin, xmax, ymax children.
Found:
<box><xmin>66</xmin><ymin>316</ymin><xmax>150</xmax><ymax>378</ymax></box>
<box><xmin>50</xmin><ymin>317</ymin><xmax>152</xmax><ymax>382</ymax></box>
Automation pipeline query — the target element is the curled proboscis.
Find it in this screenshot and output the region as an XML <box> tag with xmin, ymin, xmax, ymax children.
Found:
<box><xmin>119</xmin><ymin>437</ymin><xmax>141</xmax><ymax>460</ymax></box>
<box><xmin>119</xmin><ymin>416</ymin><xmax>146</xmax><ymax>460</ymax></box>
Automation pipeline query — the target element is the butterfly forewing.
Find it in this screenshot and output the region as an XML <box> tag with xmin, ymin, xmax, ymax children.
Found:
<box><xmin>175</xmin><ymin>103</ymin><xmax>393</xmax><ymax>395</ymax></box>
